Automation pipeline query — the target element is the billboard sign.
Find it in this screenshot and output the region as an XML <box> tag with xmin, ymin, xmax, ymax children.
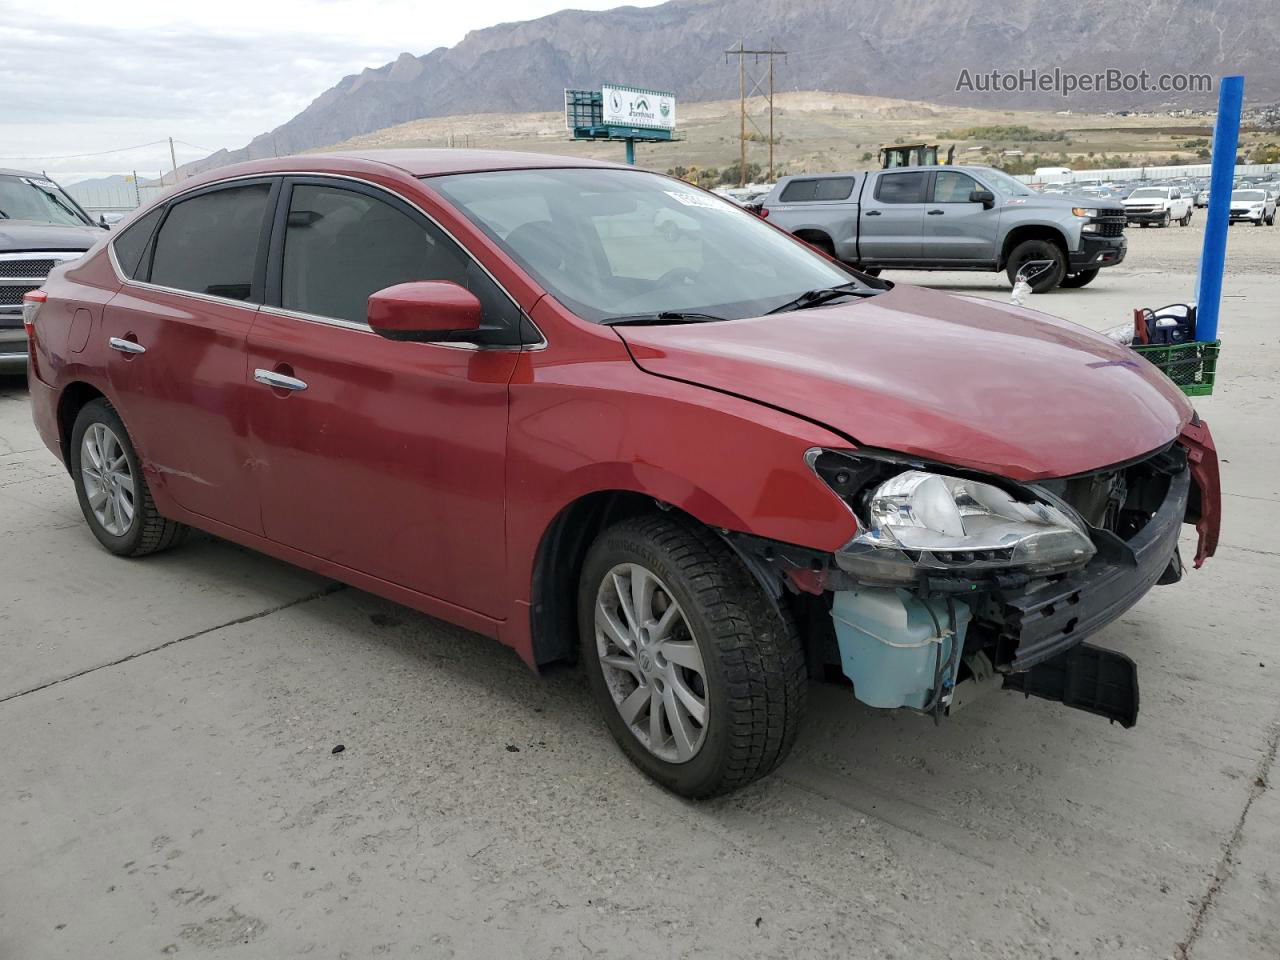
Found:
<box><xmin>601</xmin><ymin>84</ymin><xmax>676</xmax><ymax>131</ymax></box>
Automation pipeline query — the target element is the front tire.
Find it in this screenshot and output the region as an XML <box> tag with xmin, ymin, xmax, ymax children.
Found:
<box><xmin>1160</xmin><ymin>211</ymin><xmax>1171</xmax><ymax>227</ymax></box>
<box><xmin>578</xmin><ymin>514</ymin><xmax>807</xmax><ymax>798</ymax></box>
<box><xmin>1005</xmin><ymin>238</ymin><xmax>1066</xmax><ymax>293</ymax></box>
<box><xmin>70</xmin><ymin>399</ymin><xmax>187</xmax><ymax>557</ymax></box>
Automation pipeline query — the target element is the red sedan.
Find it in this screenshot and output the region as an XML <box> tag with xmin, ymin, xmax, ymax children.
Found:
<box><xmin>24</xmin><ymin>150</ymin><xmax>1220</xmax><ymax>797</ymax></box>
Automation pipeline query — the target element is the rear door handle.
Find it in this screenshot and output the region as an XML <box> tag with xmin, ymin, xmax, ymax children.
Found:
<box><xmin>865</xmin><ymin>210</ymin><xmax>881</xmax><ymax>216</ymax></box>
<box><xmin>927</xmin><ymin>209</ymin><xmax>945</xmax><ymax>215</ymax></box>
<box><xmin>108</xmin><ymin>337</ymin><xmax>146</xmax><ymax>355</ymax></box>
<box><xmin>254</xmin><ymin>368</ymin><xmax>308</xmax><ymax>392</ymax></box>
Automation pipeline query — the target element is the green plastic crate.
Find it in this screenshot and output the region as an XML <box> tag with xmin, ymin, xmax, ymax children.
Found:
<box><xmin>1131</xmin><ymin>340</ymin><xmax>1220</xmax><ymax>397</ymax></box>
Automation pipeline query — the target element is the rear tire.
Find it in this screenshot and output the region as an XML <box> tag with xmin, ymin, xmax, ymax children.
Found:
<box><xmin>1005</xmin><ymin>238</ymin><xmax>1066</xmax><ymax>293</ymax></box>
<box><xmin>1059</xmin><ymin>268</ymin><xmax>1100</xmax><ymax>289</ymax></box>
<box><xmin>70</xmin><ymin>398</ymin><xmax>188</xmax><ymax>557</ymax></box>
<box><xmin>578</xmin><ymin>514</ymin><xmax>807</xmax><ymax>798</ymax></box>
<box><xmin>1180</xmin><ymin>210</ymin><xmax>1192</xmax><ymax>226</ymax></box>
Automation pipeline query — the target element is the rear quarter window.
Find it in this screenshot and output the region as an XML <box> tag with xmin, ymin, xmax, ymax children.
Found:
<box><xmin>110</xmin><ymin>206</ymin><xmax>164</xmax><ymax>279</ymax></box>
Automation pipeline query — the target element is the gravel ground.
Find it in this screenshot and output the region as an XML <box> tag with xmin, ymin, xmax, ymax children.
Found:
<box><xmin>2</xmin><ymin>216</ymin><xmax>1277</xmax><ymax>959</ymax></box>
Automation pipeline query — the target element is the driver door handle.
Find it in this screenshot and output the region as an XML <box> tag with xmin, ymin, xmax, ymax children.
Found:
<box><xmin>108</xmin><ymin>337</ymin><xmax>146</xmax><ymax>355</ymax></box>
<box><xmin>865</xmin><ymin>210</ymin><xmax>882</xmax><ymax>216</ymax></box>
<box><xmin>254</xmin><ymin>368</ymin><xmax>308</xmax><ymax>392</ymax></box>
<box><xmin>927</xmin><ymin>209</ymin><xmax>945</xmax><ymax>215</ymax></box>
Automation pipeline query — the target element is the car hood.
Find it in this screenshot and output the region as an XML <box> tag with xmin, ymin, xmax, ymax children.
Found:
<box><xmin>0</xmin><ymin>219</ymin><xmax>102</xmax><ymax>251</ymax></box>
<box><xmin>615</xmin><ymin>284</ymin><xmax>1192</xmax><ymax>482</ymax></box>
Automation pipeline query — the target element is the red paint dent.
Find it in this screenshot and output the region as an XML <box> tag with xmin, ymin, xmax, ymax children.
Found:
<box><xmin>617</xmin><ymin>284</ymin><xmax>1194</xmax><ymax>482</ymax></box>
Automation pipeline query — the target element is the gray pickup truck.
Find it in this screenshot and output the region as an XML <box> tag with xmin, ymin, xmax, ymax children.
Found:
<box><xmin>1</xmin><ymin>168</ymin><xmax>105</xmax><ymax>370</ymax></box>
<box><xmin>759</xmin><ymin>165</ymin><xmax>1127</xmax><ymax>291</ymax></box>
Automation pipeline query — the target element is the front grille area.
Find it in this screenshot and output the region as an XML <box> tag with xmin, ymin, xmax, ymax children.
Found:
<box><xmin>0</xmin><ymin>251</ymin><xmax>81</xmax><ymax>314</ymax></box>
<box><xmin>0</xmin><ymin>259</ymin><xmax>57</xmax><ymax>279</ymax></box>
<box><xmin>1095</xmin><ymin>219</ymin><xmax>1125</xmax><ymax>237</ymax></box>
<box><xmin>0</xmin><ymin>284</ymin><xmax>39</xmax><ymax>306</ymax></box>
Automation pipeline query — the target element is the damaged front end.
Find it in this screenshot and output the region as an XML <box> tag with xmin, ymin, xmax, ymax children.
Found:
<box><xmin>730</xmin><ymin>420</ymin><xmax>1221</xmax><ymax>729</ymax></box>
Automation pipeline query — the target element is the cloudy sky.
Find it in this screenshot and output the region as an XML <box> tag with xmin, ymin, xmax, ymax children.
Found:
<box><xmin>0</xmin><ymin>0</ymin><xmax>664</xmax><ymax>184</ymax></box>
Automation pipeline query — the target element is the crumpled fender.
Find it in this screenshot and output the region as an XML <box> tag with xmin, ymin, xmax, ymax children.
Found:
<box><xmin>1179</xmin><ymin>418</ymin><xmax>1220</xmax><ymax>568</ymax></box>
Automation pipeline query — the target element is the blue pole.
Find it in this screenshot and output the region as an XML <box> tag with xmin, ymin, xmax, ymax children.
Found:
<box><xmin>625</xmin><ymin>139</ymin><xmax>635</xmax><ymax>164</ymax></box>
<box><xmin>1195</xmin><ymin>75</ymin><xmax>1244</xmax><ymax>343</ymax></box>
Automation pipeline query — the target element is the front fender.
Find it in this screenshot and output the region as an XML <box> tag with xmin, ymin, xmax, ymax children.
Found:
<box><xmin>503</xmin><ymin>356</ymin><xmax>860</xmax><ymax>610</ymax></box>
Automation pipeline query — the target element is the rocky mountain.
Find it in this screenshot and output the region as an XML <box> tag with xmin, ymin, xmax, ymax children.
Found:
<box><xmin>188</xmin><ymin>0</ymin><xmax>1272</xmax><ymax>173</ymax></box>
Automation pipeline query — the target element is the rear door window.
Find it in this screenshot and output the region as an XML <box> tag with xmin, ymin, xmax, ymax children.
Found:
<box><xmin>874</xmin><ymin>172</ymin><xmax>929</xmax><ymax>204</ymax></box>
<box><xmin>149</xmin><ymin>183</ymin><xmax>272</xmax><ymax>301</ymax></box>
<box><xmin>779</xmin><ymin>177</ymin><xmax>855</xmax><ymax>202</ymax></box>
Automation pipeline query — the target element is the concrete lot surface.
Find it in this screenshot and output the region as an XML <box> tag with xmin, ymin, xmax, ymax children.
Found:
<box><xmin>2</xmin><ymin>218</ymin><xmax>1277</xmax><ymax>958</ymax></box>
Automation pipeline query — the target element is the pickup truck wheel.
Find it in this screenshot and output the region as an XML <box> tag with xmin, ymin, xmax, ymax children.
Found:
<box><xmin>1005</xmin><ymin>239</ymin><xmax>1066</xmax><ymax>293</ymax></box>
<box><xmin>578</xmin><ymin>514</ymin><xmax>807</xmax><ymax>798</ymax></box>
<box><xmin>1180</xmin><ymin>211</ymin><xmax>1192</xmax><ymax>226</ymax></box>
<box><xmin>70</xmin><ymin>399</ymin><xmax>188</xmax><ymax>557</ymax></box>
<box><xmin>1060</xmin><ymin>269</ymin><xmax>1100</xmax><ymax>289</ymax></box>
<box><xmin>1160</xmin><ymin>211</ymin><xmax>1171</xmax><ymax>227</ymax></box>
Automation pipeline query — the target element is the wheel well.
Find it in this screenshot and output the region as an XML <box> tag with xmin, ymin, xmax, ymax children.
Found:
<box><xmin>56</xmin><ymin>381</ymin><xmax>105</xmax><ymax>470</ymax></box>
<box><xmin>792</xmin><ymin>229</ymin><xmax>834</xmax><ymax>253</ymax></box>
<box><xmin>529</xmin><ymin>491</ymin><xmax>674</xmax><ymax>668</ymax></box>
<box><xmin>1000</xmin><ymin>226</ymin><xmax>1068</xmax><ymax>269</ymax></box>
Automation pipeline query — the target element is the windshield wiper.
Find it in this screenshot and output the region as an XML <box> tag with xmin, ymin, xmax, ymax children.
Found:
<box><xmin>34</xmin><ymin>185</ymin><xmax>89</xmax><ymax>225</ymax></box>
<box><xmin>767</xmin><ymin>282</ymin><xmax>870</xmax><ymax>315</ymax></box>
<box><xmin>600</xmin><ymin>311</ymin><xmax>727</xmax><ymax>326</ymax></box>
<box><xmin>0</xmin><ymin>208</ymin><xmax>8</xmax><ymax>219</ymax></box>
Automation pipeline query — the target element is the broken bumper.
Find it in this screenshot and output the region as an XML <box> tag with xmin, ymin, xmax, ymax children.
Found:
<box><xmin>998</xmin><ymin>468</ymin><xmax>1189</xmax><ymax>672</ymax></box>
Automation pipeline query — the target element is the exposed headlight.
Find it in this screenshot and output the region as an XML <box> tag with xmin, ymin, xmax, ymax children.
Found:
<box><xmin>1072</xmin><ymin>207</ymin><xmax>1099</xmax><ymax>218</ymax></box>
<box><xmin>809</xmin><ymin>452</ymin><xmax>1097</xmax><ymax>585</ymax></box>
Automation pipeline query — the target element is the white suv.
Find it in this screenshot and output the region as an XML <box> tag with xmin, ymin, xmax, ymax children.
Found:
<box><xmin>1229</xmin><ymin>189</ymin><xmax>1277</xmax><ymax>226</ymax></box>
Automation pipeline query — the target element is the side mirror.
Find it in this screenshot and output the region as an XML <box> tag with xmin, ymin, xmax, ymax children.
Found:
<box><xmin>970</xmin><ymin>189</ymin><xmax>996</xmax><ymax>209</ymax></box>
<box><xmin>367</xmin><ymin>281</ymin><xmax>482</xmax><ymax>342</ymax></box>
<box><xmin>99</xmin><ymin>215</ymin><xmax>110</xmax><ymax>229</ymax></box>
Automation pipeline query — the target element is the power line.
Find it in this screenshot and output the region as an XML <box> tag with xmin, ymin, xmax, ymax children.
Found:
<box><xmin>0</xmin><ymin>140</ymin><xmax>170</xmax><ymax>161</ymax></box>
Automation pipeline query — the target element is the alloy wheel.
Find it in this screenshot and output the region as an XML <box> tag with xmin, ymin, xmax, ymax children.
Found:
<box><xmin>594</xmin><ymin>563</ymin><xmax>709</xmax><ymax>763</ymax></box>
<box><xmin>80</xmin><ymin>422</ymin><xmax>136</xmax><ymax>536</ymax></box>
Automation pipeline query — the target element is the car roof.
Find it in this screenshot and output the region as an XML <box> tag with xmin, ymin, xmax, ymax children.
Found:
<box><xmin>0</xmin><ymin>167</ymin><xmax>46</xmax><ymax>178</ymax></box>
<box><xmin>175</xmin><ymin>149</ymin><xmax>630</xmax><ymax>188</ymax></box>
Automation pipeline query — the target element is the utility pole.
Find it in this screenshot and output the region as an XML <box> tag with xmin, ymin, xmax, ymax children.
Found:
<box><xmin>169</xmin><ymin>137</ymin><xmax>179</xmax><ymax>185</ymax></box>
<box><xmin>724</xmin><ymin>40</ymin><xmax>787</xmax><ymax>186</ymax></box>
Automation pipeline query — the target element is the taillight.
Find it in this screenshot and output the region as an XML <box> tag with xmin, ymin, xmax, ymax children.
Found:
<box><xmin>758</xmin><ymin>206</ymin><xmax>770</xmax><ymax>219</ymax></box>
<box><xmin>22</xmin><ymin>289</ymin><xmax>46</xmax><ymax>334</ymax></box>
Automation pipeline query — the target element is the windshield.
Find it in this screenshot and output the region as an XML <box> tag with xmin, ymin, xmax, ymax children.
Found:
<box><xmin>429</xmin><ymin>168</ymin><xmax>861</xmax><ymax>323</ymax></box>
<box><xmin>1129</xmin><ymin>188</ymin><xmax>1166</xmax><ymax>199</ymax></box>
<box><xmin>0</xmin><ymin>174</ymin><xmax>93</xmax><ymax>226</ymax></box>
<box><xmin>979</xmin><ymin>169</ymin><xmax>1034</xmax><ymax>197</ymax></box>
<box><xmin>1232</xmin><ymin>190</ymin><xmax>1266</xmax><ymax>202</ymax></box>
